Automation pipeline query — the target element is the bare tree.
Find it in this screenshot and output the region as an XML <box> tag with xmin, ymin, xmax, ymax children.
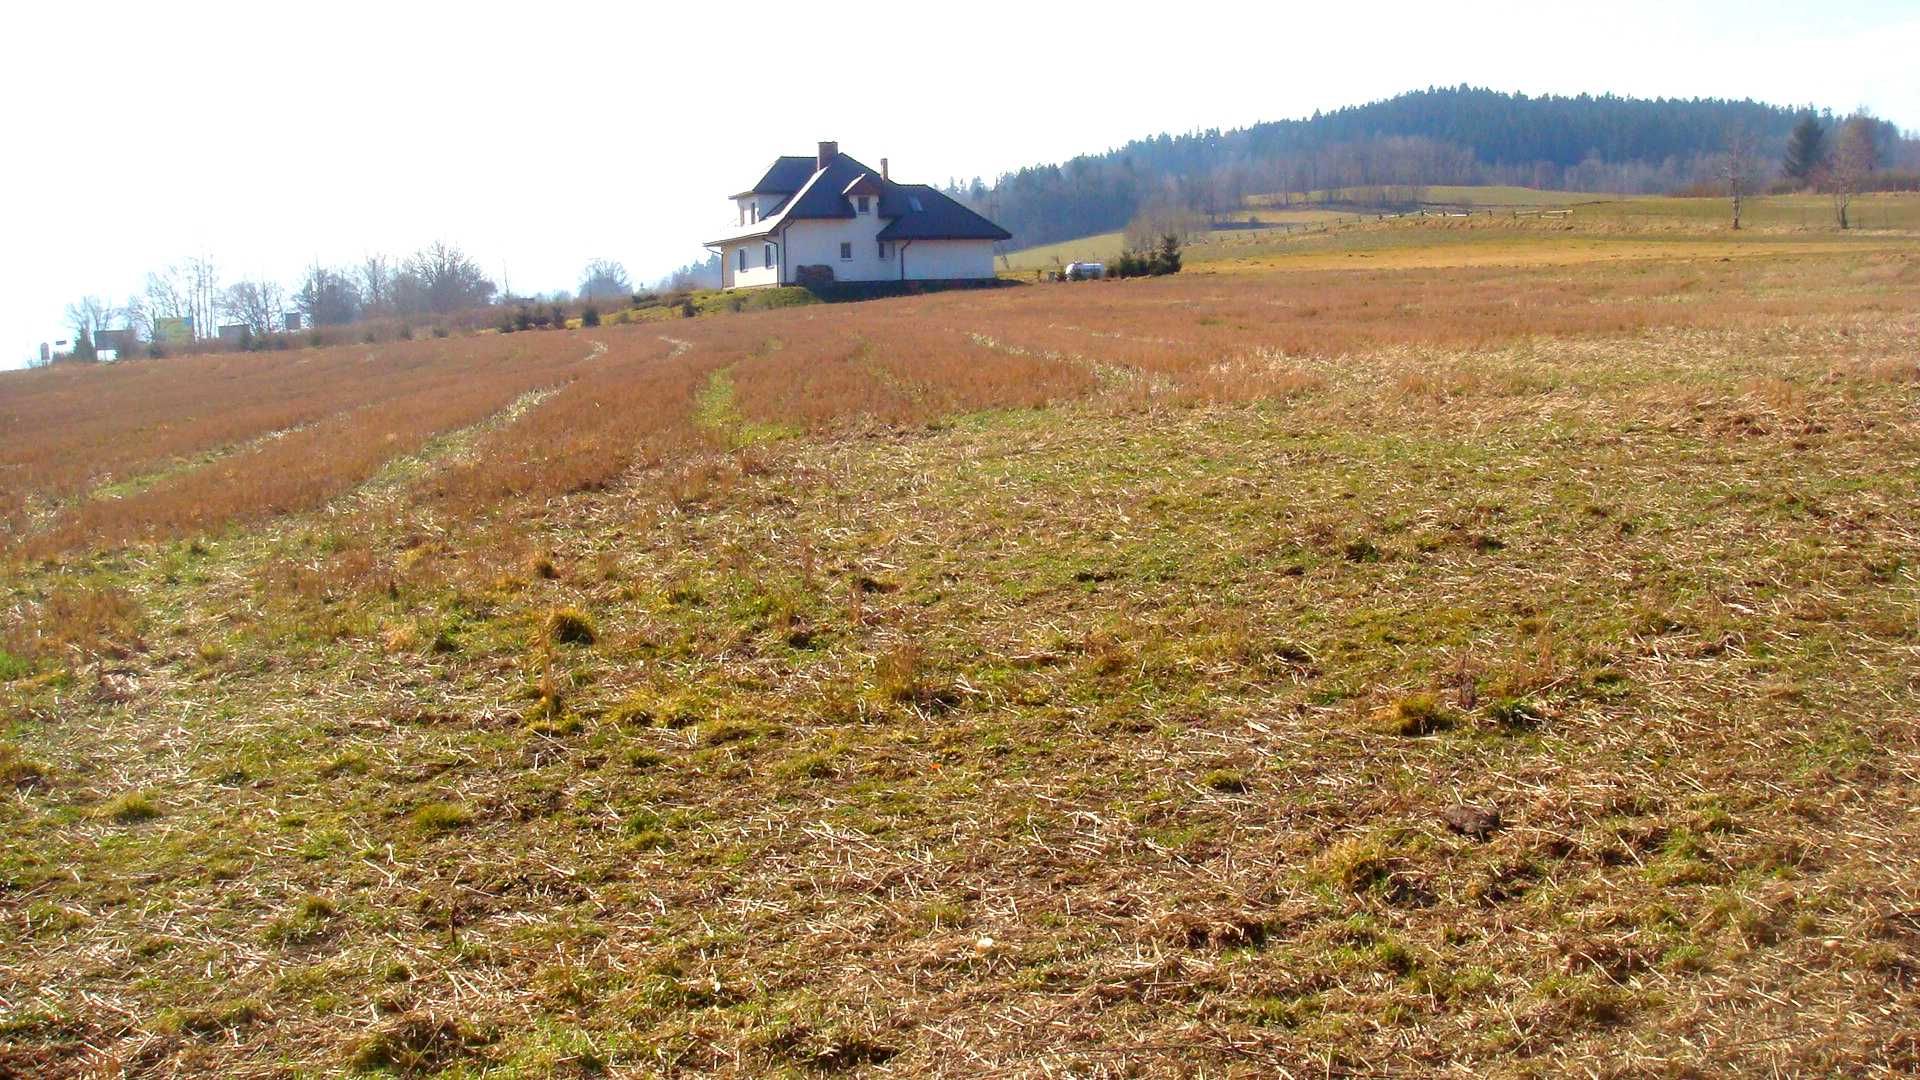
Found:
<box><xmin>1723</xmin><ymin>126</ymin><xmax>1760</xmax><ymax>230</ymax></box>
<box><xmin>144</xmin><ymin>269</ymin><xmax>186</xmax><ymax>316</ymax></box>
<box><xmin>577</xmin><ymin>258</ymin><xmax>632</xmax><ymax>301</ymax></box>
<box><xmin>1125</xmin><ymin>202</ymin><xmax>1205</xmax><ymax>252</ymax></box>
<box><xmin>1189</xmin><ymin>170</ymin><xmax>1226</xmax><ymax>224</ymax></box>
<box><xmin>397</xmin><ymin>242</ymin><xmax>495</xmax><ymax>315</ymax></box>
<box><xmin>296</xmin><ymin>265</ymin><xmax>362</xmax><ymax>326</ymax></box>
<box><xmin>1828</xmin><ymin>115</ymin><xmax>1879</xmax><ymax>230</ymax></box>
<box><xmin>63</xmin><ymin>296</ymin><xmax>121</xmax><ymax>361</ymax></box>
<box><xmin>219</xmin><ymin>280</ymin><xmax>286</xmax><ymax>338</ymax></box>
<box><xmin>186</xmin><ymin>256</ymin><xmax>220</xmax><ymax>341</ymax></box>
<box><xmin>122</xmin><ymin>293</ymin><xmax>152</xmax><ymax>342</ymax></box>
<box><xmin>138</xmin><ymin>267</ymin><xmax>203</xmax><ymax>347</ymax></box>
<box><xmin>65</xmin><ymin>295</ymin><xmax>119</xmax><ymax>340</ymax></box>
<box><xmin>357</xmin><ymin>255</ymin><xmax>395</xmax><ymax>317</ymax></box>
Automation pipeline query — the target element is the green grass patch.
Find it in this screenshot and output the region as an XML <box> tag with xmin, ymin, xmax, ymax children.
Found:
<box><xmin>100</xmin><ymin>791</ymin><xmax>161</xmax><ymax>823</ymax></box>
<box><xmin>411</xmin><ymin>802</ymin><xmax>475</xmax><ymax>834</ymax></box>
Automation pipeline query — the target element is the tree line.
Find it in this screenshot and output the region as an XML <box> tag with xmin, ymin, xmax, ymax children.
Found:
<box><xmin>1778</xmin><ymin>113</ymin><xmax>1889</xmax><ymax>229</ymax></box>
<box><xmin>946</xmin><ymin>86</ymin><xmax>1919</xmax><ymax>249</ymax></box>
<box><xmin>50</xmin><ymin>249</ymin><xmax>652</xmax><ymax>364</ymax></box>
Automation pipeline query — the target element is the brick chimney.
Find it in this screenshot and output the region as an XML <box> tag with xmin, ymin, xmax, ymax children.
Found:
<box><xmin>817</xmin><ymin>141</ymin><xmax>838</xmax><ymax>169</ymax></box>
<box><xmin>881</xmin><ymin>157</ymin><xmax>889</xmax><ymax>180</ymax></box>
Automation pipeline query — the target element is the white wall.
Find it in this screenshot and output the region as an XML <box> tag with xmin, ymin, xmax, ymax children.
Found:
<box><xmin>901</xmin><ymin>239</ymin><xmax>996</xmax><ymax>281</ymax></box>
<box><xmin>722</xmin><ymin>213</ymin><xmax>999</xmax><ymax>288</ymax></box>
<box><xmin>723</xmin><ymin>239</ymin><xmax>780</xmax><ymax>289</ymax></box>
<box><xmin>783</xmin><ymin>214</ymin><xmax>893</xmax><ymax>283</ymax></box>
<box><xmin>733</xmin><ymin>194</ymin><xmax>784</xmax><ymax>227</ymax></box>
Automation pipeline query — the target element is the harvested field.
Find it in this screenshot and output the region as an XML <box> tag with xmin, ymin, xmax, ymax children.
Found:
<box><xmin>2</xmin><ymin>229</ymin><xmax>1918</xmax><ymax>1076</ymax></box>
<box><xmin>7</xmin><ymin>249</ymin><xmax>1914</xmax><ymax>558</ymax></box>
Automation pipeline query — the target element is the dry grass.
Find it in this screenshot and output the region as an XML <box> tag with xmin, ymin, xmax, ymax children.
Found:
<box><xmin>6</xmin><ymin>334</ymin><xmax>609</xmax><ymax>557</ymax></box>
<box><xmin>2</xmin><ymin>230</ymin><xmax>1918</xmax><ymax>1076</ymax></box>
<box><xmin>7</xmin><ymin>249</ymin><xmax>1910</xmax><ymax>565</ymax></box>
<box><xmin>2</xmin><ymin>337</ymin><xmax>529</xmax><ymax>510</ymax></box>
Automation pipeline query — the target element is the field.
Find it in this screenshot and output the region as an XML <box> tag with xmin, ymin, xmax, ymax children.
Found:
<box><xmin>1002</xmin><ymin>191</ymin><xmax>1920</xmax><ymax>276</ymax></box>
<box><xmin>3</xmin><ymin>204</ymin><xmax>1920</xmax><ymax>1076</ymax></box>
<box><xmin>1000</xmin><ymin>230</ymin><xmax>1128</xmax><ymax>272</ymax></box>
<box><xmin>999</xmin><ymin>208</ymin><xmax>1359</xmax><ymax>273</ymax></box>
<box><xmin>1249</xmin><ymin>186</ymin><xmax>1615</xmax><ymax>210</ymax></box>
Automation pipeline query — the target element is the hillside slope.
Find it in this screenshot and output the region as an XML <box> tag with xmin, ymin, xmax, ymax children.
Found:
<box><xmin>967</xmin><ymin>87</ymin><xmax>1912</xmax><ymax>248</ymax></box>
<box><xmin>3</xmin><ymin>225</ymin><xmax>1919</xmax><ymax>1075</ymax></box>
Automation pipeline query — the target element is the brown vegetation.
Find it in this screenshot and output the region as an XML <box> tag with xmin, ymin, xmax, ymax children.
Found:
<box><xmin>2</xmin><ymin>233</ymin><xmax>1918</xmax><ymax>1076</ymax></box>
<box><xmin>6</xmin><ymin>250</ymin><xmax>1914</xmax><ymax>563</ymax></box>
<box><xmin>9</xmin><ymin>335</ymin><xmax>606</xmax><ymax>556</ymax></box>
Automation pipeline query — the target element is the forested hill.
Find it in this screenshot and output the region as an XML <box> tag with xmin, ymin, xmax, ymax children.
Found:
<box><xmin>956</xmin><ymin>87</ymin><xmax>1898</xmax><ymax>249</ymax></box>
<box><xmin>1235</xmin><ymin>87</ymin><xmax>1799</xmax><ymax>170</ymax></box>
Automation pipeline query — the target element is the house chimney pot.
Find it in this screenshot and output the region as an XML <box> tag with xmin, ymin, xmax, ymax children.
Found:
<box><xmin>881</xmin><ymin>157</ymin><xmax>889</xmax><ymax>180</ymax></box>
<box><xmin>817</xmin><ymin>141</ymin><xmax>838</xmax><ymax>169</ymax></box>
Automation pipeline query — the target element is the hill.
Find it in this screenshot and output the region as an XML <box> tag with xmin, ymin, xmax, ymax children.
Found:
<box><xmin>3</xmin><ymin>210</ymin><xmax>1919</xmax><ymax>1075</ymax></box>
<box><xmin>961</xmin><ymin>86</ymin><xmax>1914</xmax><ymax>249</ymax></box>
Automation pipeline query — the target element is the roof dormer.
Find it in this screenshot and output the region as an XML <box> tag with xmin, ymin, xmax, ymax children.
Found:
<box><xmin>843</xmin><ymin>172</ymin><xmax>885</xmax><ymax>216</ymax></box>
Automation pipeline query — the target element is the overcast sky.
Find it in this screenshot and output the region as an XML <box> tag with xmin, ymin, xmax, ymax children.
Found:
<box><xmin>4</xmin><ymin>0</ymin><xmax>1917</xmax><ymax>368</ymax></box>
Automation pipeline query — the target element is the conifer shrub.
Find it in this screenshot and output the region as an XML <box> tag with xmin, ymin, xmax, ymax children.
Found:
<box><xmin>1111</xmin><ymin>233</ymin><xmax>1183</xmax><ymax>278</ymax></box>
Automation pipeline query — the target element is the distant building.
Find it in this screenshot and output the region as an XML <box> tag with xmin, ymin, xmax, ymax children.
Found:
<box><xmin>218</xmin><ymin>323</ymin><xmax>248</xmax><ymax>343</ymax></box>
<box><xmin>94</xmin><ymin>328</ymin><xmax>137</xmax><ymax>356</ymax></box>
<box><xmin>707</xmin><ymin>142</ymin><xmax>1010</xmax><ymax>289</ymax></box>
<box><xmin>283</xmin><ymin>312</ymin><xmax>303</xmax><ymax>332</ymax></box>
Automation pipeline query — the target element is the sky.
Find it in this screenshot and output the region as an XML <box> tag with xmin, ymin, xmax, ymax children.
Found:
<box><xmin>4</xmin><ymin>0</ymin><xmax>1918</xmax><ymax>368</ymax></box>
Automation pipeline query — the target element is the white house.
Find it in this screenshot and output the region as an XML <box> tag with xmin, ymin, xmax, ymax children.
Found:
<box><xmin>706</xmin><ymin>142</ymin><xmax>1011</xmax><ymax>289</ymax></box>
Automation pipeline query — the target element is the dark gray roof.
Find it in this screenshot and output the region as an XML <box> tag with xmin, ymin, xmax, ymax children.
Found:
<box><xmin>875</xmin><ymin>184</ymin><xmax>1012</xmax><ymax>242</ymax></box>
<box><xmin>732</xmin><ymin>155</ymin><xmax>817</xmax><ymax>197</ymax></box>
<box><xmin>712</xmin><ymin>151</ymin><xmax>1010</xmax><ymax>245</ymax></box>
<box><xmin>778</xmin><ymin>153</ymin><xmax>871</xmax><ymax>220</ymax></box>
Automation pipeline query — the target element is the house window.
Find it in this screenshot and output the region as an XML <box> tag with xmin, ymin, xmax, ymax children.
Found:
<box><xmin>764</xmin><ymin>244</ymin><xmax>773</xmax><ymax>269</ymax></box>
<box><xmin>839</xmin><ymin>242</ymin><xmax>853</xmax><ymax>261</ymax></box>
<box><xmin>737</xmin><ymin>248</ymin><xmax>747</xmax><ymax>272</ymax></box>
<box><xmin>856</xmin><ymin>195</ymin><xmax>869</xmax><ymax>214</ymax></box>
<box><xmin>878</xmin><ymin>241</ymin><xmax>893</xmax><ymax>260</ymax></box>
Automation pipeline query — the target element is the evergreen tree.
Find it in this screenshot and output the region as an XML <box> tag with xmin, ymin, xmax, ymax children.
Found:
<box><xmin>1154</xmin><ymin>234</ymin><xmax>1183</xmax><ymax>275</ymax></box>
<box><xmin>1782</xmin><ymin>115</ymin><xmax>1828</xmax><ymax>185</ymax></box>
